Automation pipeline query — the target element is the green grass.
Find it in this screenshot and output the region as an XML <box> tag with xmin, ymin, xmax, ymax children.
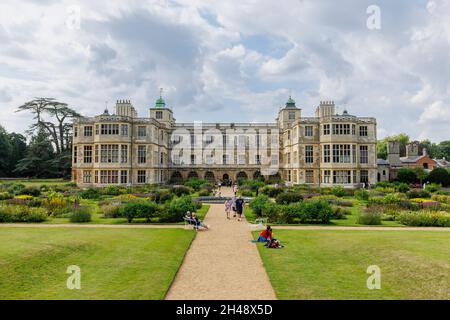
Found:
<box><xmin>255</xmin><ymin>230</ymin><xmax>450</xmax><ymax>299</ymax></box>
<box><xmin>244</xmin><ymin>203</ymin><xmax>404</xmax><ymax>227</ymax></box>
<box><xmin>0</xmin><ymin>227</ymin><xmax>195</xmax><ymax>299</ymax></box>
<box><xmin>44</xmin><ymin>204</ymin><xmax>210</xmax><ymax>225</ymax></box>
<box><xmin>0</xmin><ymin>178</ymin><xmax>68</xmax><ymax>187</ymax></box>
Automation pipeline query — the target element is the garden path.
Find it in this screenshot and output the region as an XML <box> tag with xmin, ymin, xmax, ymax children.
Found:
<box><xmin>165</xmin><ymin>187</ymin><xmax>277</xmax><ymax>300</ymax></box>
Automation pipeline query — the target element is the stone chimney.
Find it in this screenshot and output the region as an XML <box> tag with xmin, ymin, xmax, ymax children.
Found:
<box><xmin>387</xmin><ymin>140</ymin><xmax>401</xmax><ymax>166</ymax></box>
<box><xmin>406</xmin><ymin>141</ymin><xmax>419</xmax><ymax>157</ymax></box>
<box><xmin>422</xmin><ymin>148</ymin><xmax>428</xmax><ymax>156</ymax></box>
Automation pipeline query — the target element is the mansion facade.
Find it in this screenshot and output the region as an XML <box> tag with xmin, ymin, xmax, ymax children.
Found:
<box><xmin>72</xmin><ymin>96</ymin><xmax>378</xmax><ymax>187</ymax></box>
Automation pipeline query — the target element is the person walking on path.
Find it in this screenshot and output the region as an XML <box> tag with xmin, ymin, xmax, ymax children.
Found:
<box><xmin>233</xmin><ymin>184</ymin><xmax>238</xmax><ymax>195</ymax></box>
<box><xmin>224</xmin><ymin>199</ymin><xmax>232</xmax><ymax>219</ymax></box>
<box><xmin>235</xmin><ymin>196</ymin><xmax>245</xmax><ymax>222</ymax></box>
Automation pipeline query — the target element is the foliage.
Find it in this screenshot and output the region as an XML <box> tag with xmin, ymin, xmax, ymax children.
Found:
<box><xmin>432</xmin><ymin>194</ymin><xmax>450</xmax><ymax>204</ymax></box>
<box><xmin>184</xmin><ymin>179</ymin><xmax>208</xmax><ymax>191</ymax></box>
<box><xmin>354</xmin><ymin>189</ymin><xmax>369</xmax><ymax>201</ymax></box>
<box><xmin>260</xmin><ymin>186</ymin><xmax>284</xmax><ymax>198</ymax></box>
<box><xmin>377</xmin><ymin>133</ymin><xmax>410</xmax><ymax>160</ymax></box>
<box><xmin>149</xmin><ymin>189</ymin><xmax>173</xmax><ymax>203</ymax></box>
<box><xmin>332</xmin><ymin>206</ymin><xmax>351</xmax><ymax>220</ymax></box>
<box><xmin>240</xmin><ymin>190</ymin><xmax>254</xmax><ymax>197</ymax></box>
<box><xmin>0</xmin><ymin>205</ymin><xmax>47</xmax><ymax>222</ymax></box>
<box><xmin>172</xmin><ymin>186</ymin><xmax>192</xmax><ymax>197</ymax></box>
<box><xmin>357</xmin><ymin>208</ymin><xmax>382</xmax><ymax>225</ymax></box>
<box><xmin>249</xmin><ymin>195</ymin><xmax>271</xmax><ymax>217</ymax></box>
<box><xmin>0</xmin><ymin>192</ymin><xmax>13</xmax><ymax>200</ymax></box>
<box><xmin>69</xmin><ymin>206</ymin><xmax>92</xmax><ymax>223</ymax></box>
<box><xmin>17</xmin><ymin>186</ymin><xmax>41</xmax><ymax>197</ymax></box>
<box><xmin>397</xmin><ymin>168</ymin><xmax>417</xmax><ymax>184</ymax></box>
<box><xmin>275</xmin><ymin>192</ymin><xmax>303</xmax><ymax>205</ymax></box>
<box><xmin>79</xmin><ymin>187</ymin><xmax>101</xmax><ymax>200</ymax></box>
<box><xmin>98</xmin><ymin>204</ymin><xmax>122</xmax><ymax>218</ymax></box>
<box><xmin>426</xmin><ymin>168</ymin><xmax>450</xmax><ymax>187</ymax></box>
<box><xmin>406</xmin><ymin>190</ymin><xmax>431</xmax><ymax>199</ymax></box>
<box><xmin>198</xmin><ymin>189</ymin><xmax>211</xmax><ymax>197</ymax></box>
<box><xmin>119</xmin><ymin>201</ymin><xmax>159</xmax><ymax>223</ymax></box>
<box><xmin>161</xmin><ymin>196</ymin><xmax>201</xmax><ymax>223</ymax></box>
<box><xmin>238</xmin><ymin>179</ymin><xmax>265</xmax><ymax>191</ymax></box>
<box><xmin>397</xmin><ymin>211</ymin><xmax>450</xmax><ymax>227</ymax></box>
<box><xmin>298</xmin><ymin>200</ymin><xmax>334</xmax><ymax>224</ymax></box>
<box><xmin>424</xmin><ymin>183</ymin><xmax>441</xmax><ymax>193</ymax></box>
<box><xmin>331</xmin><ymin>186</ymin><xmax>346</xmax><ymax>197</ymax></box>
<box><xmin>101</xmin><ymin>185</ymin><xmax>125</xmax><ymax>196</ymax></box>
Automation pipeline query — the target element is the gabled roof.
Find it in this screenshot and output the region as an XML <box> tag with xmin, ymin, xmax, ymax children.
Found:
<box><xmin>377</xmin><ymin>159</ymin><xmax>390</xmax><ymax>165</ymax></box>
<box><xmin>399</xmin><ymin>155</ymin><xmax>436</xmax><ymax>164</ymax></box>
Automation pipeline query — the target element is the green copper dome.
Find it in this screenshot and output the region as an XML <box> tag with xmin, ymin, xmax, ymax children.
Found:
<box><xmin>155</xmin><ymin>97</ymin><xmax>166</xmax><ymax>108</ymax></box>
<box><xmin>285</xmin><ymin>96</ymin><xmax>296</xmax><ymax>108</ymax></box>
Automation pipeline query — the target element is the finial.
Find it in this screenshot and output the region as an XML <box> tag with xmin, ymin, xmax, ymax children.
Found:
<box><xmin>160</xmin><ymin>87</ymin><xmax>163</xmax><ymax>98</ymax></box>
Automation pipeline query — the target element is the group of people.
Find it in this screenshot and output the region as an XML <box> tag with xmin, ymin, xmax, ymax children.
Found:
<box><xmin>224</xmin><ymin>196</ymin><xmax>245</xmax><ymax>221</ymax></box>
<box><xmin>184</xmin><ymin>211</ymin><xmax>209</xmax><ymax>230</ymax></box>
<box><xmin>257</xmin><ymin>226</ymin><xmax>284</xmax><ymax>249</ymax></box>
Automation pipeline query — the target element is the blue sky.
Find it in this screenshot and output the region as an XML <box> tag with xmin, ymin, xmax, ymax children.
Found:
<box><xmin>0</xmin><ymin>0</ymin><xmax>449</xmax><ymax>141</ymax></box>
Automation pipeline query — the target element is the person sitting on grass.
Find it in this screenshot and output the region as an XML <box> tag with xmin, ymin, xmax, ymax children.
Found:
<box><xmin>257</xmin><ymin>226</ymin><xmax>273</xmax><ymax>242</ymax></box>
<box><xmin>265</xmin><ymin>238</ymin><xmax>284</xmax><ymax>249</ymax></box>
<box><xmin>192</xmin><ymin>213</ymin><xmax>209</xmax><ymax>230</ymax></box>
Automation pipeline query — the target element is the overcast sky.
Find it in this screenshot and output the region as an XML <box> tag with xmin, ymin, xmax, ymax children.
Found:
<box><xmin>0</xmin><ymin>0</ymin><xmax>449</xmax><ymax>141</ymax></box>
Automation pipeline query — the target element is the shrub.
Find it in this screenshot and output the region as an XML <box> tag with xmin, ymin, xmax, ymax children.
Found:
<box><xmin>260</xmin><ymin>186</ymin><xmax>284</xmax><ymax>198</ymax></box>
<box><xmin>172</xmin><ymin>186</ymin><xmax>192</xmax><ymax>197</ymax></box>
<box><xmin>241</xmin><ymin>190</ymin><xmax>254</xmax><ymax>197</ymax></box>
<box><xmin>407</xmin><ymin>190</ymin><xmax>431</xmax><ymax>199</ymax></box>
<box><xmin>395</xmin><ymin>183</ymin><xmax>410</xmax><ymax>193</ymax></box>
<box><xmin>424</xmin><ymin>183</ymin><xmax>441</xmax><ymax>193</ymax></box>
<box><xmin>397</xmin><ymin>168</ymin><xmax>417</xmax><ymax>184</ymax></box>
<box><xmin>69</xmin><ymin>206</ymin><xmax>92</xmax><ymax>223</ymax></box>
<box><xmin>185</xmin><ymin>179</ymin><xmax>208</xmax><ymax>191</ymax></box>
<box><xmin>27</xmin><ymin>198</ymin><xmax>43</xmax><ymax>208</ymax></box>
<box><xmin>0</xmin><ymin>205</ymin><xmax>47</xmax><ymax>223</ymax></box>
<box><xmin>17</xmin><ymin>186</ymin><xmax>41</xmax><ymax>197</ymax></box>
<box><xmin>249</xmin><ymin>195</ymin><xmax>270</xmax><ymax>217</ymax></box>
<box><xmin>161</xmin><ymin>196</ymin><xmax>200</xmax><ymax>223</ymax></box>
<box><xmin>278</xmin><ymin>203</ymin><xmax>303</xmax><ymax>224</ymax></box>
<box><xmin>119</xmin><ymin>201</ymin><xmax>159</xmax><ymax>223</ymax></box>
<box><xmin>101</xmin><ymin>185</ymin><xmax>124</xmax><ymax>196</ymax></box>
<box><xmin>299</xmin><ymin>200</ymin><xmax>333</xmax><ymax>224</ymax></box>
<box><xmin>332</xmin><ymin>206</ymin><xmax>351</xmax><ymax>220</ymax></box>
<box><xmin>150</xmin><ymin>189</ymin><xmax>174</xmax><ymax>203</ymax></box>
<box><xmin>261</xmin><ymin>202</ymin><xmax>280</xmax><ymax>222</ymax></box>
<box><xmin>357</xmin><ymin>208</ymin><xmax>382</xmax><ymax>225</ymax></box>
<box><xmin>99</xmin><ymin>204</ymin><xmax>122</xmax><ymax>218</ymax></box>
<box><xmin>80</xmin><ymin>187</ymin><xmax>101</xmax><ymax>199</ymax></box>
<box><xmin>239</xmin><ymin>180</ymin><xmax>265</xmax><ymax>191</ymax></box>
<box><xmin>397</xmin><ymin>211</ymin><xmax>450</xmax><ymax>227</ymax></box>
<box><xmin>334</xmin><ymin>199</ymin><xmax>354</xmax><ymax>207</ymax></box>
<box><xmin>7</xmin><ymin>183</ymin><xmax>25</xmax><ymax>195</ymax></box>
<box><xmin>331</xmin><ymin>186</ymin><xmax>346</xmax><ymax>197</ymax></box>
<box><xmin>355</xmin><ymin>189</ymin><xmax>369</xmax><ymax>201</ymax></box>
<box><xmin>0</xmin><ymin>192</ymin><xmax>13</xmax><ymax>200</ymax></box>
<box><xmin>432</xmin><ymin>194</ymin><xmax>450</xmax><ymax>204</ymax></box>
<box><xmin>275</xmin><ymin>192</ymin><xmax>303</xmax><ymax>205</ymax></box>
<box><xmin>198</xmin><ymin>189</ymin><xmax>211</xmax><ymax>197</ymax></box>
<box><xmin>426</xmin><ymin>168</ymin><xmax>450</xmax><ymax>187</ymax></box>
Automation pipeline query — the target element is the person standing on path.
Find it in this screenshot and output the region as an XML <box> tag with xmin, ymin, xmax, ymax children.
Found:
<box><xmin>224</xmin><ymin>199</ymin><xmax>232</xmax><ymax>219</ymax></box>
<box><xmin>235</xmin><ymin>197</ymin><xmax>245</xmax><ymax>222</ymax></box>
<box><xmin>233</xmin><ymin>184</ymin><xmax>238</xmax><ymax>195</ymax></box>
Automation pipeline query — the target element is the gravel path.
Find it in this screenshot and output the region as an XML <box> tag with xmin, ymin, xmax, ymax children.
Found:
<box><xmin>165</xmin><ymin>188</ymin><xmax>277</xmax><ymax>300</ymax></box>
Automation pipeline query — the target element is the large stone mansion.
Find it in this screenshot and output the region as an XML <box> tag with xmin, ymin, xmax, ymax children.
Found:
<box><xmin>72</xmin><ymin>96</ymin><xmax>378</xmax><ymax>187</ymax></box>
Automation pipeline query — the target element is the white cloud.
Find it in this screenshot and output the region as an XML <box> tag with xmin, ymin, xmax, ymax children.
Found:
<box><xmin>0</xmin><ymin>0</ymin><xmax>449</xmax><ymax>142</ymax></box>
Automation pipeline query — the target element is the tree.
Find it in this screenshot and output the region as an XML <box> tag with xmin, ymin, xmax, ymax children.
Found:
<box><xmin>396</xmin><ymin>168</ymin><xmax>417</xmax><ymax>184</ymax></box>
<box><xmin>413</xmin><ymin>167</ymin><xmax>428</xmax><ymax>185</ymax></box>
<box><xmin>7</xmin><ymin>133</ymin><xmax>27</xmax><ymax>176</ymax></box>
<box><xmin>435</xmin><ymin>141</ymin><xmax>450</xmax><ymax>160</ymax></box>
<box><xmin>426</xmin><ymin>168</ymin><xmax>450</xmax><ymax>187</ymax></box>
<box><xmin>14</xmin><ymin>128</ymin><xmax>56</xmax><ymax>178</ymax></box>
<box><xmin>16</xmin><ymin>98</ymin><xmax>80</xmax><ymax>177</ymax></box>
<box><xmin>0</xmin><ymin>125</ymin><xmax>12</xmax><ymax>177</ymax></box>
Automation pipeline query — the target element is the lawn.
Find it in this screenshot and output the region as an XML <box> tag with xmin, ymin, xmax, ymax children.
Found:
<box><xmin>0</xmin><ymin>227</ymin><xmax>195</xmax><ymax>299</ymax></box>
<box><xmin>44</xmin><ymin>204</ymin><xmax>210</xmax><ymax>225</ymax></box>
<box><xmin>0</xmin><ymin>178</ymin><xmax>68</xmax><ymax>187</ymax></box>
<box><xmin>244</xmin><ymin>204</ymin><xmax>404</xmax><ymax>227</ymax></box>
<box><xmin>255</xmin><ymin>230</ymin><xmax>450</xmax><ymax>299</ymax></box>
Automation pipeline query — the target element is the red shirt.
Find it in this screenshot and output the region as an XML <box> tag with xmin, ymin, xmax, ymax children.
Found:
<box><xmin>260</xmin><ymin>229</ymin><xmax>272</xmax><ymax>239</ymax></box>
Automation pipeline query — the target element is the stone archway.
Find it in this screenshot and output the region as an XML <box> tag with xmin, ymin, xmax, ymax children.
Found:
<box><xmin>268</xmin><ymin>172</ymin><xmax>281</xmax><ymax>183</ymax></box>
<box><xmin>187</xmin><ymin>171</ymin><xmax>199</xmax><ymax>180</ymax></box>
<box><xmin>170</xmin><ymin>171</ymin><xmax>183</xmax><ymax>184</ymax></box>
<box><xmin>236</xmin><ymin>171</ymin><xmax>248</xmax><ymax>181</ymax></box>
<box><xmin>223</xmin><ymin>173</ymin><xmax>230</xmax><ymax>181</ymax></box>
<box><xmin>204</xmin><ymin>171</ymin><xmax>215</xmax><ymax>182</ymax></box>
<box><xmin>253</xmin><ymin>170</ymin><xmax>262</xmax><ymax>181</ymax></box>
